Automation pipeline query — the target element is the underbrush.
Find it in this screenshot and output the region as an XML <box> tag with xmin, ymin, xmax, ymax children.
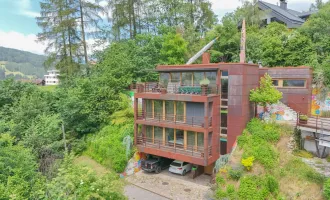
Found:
<box><xmin>292</xmin><ymin>149</ymin><xmax>314</xmax><ymax>158</ymax></box>
<box><xmin>84</xmin><ymin>124</ymin><xmax>133</xmax><ymax>173</ymax></box>
<box><xmin>214</xmin><ymin>118</ymin><xmax>325</xmax><ymax>200</ymax></box>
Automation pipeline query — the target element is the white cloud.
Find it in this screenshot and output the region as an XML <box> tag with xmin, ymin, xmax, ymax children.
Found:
<box><xmin>16</xmin><ymin>0</ymin><xmax>40</xmax><ymax>18</ymax></box>
<box><xmin>0</xmin><ymin>30</ymin><xmax>46</xmax><ymax>55</ymax></box>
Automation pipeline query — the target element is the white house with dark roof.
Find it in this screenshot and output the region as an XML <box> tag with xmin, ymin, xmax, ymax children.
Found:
<box><xmin>258</xmin><ymin>0</ymin><xmax>317</xmax><ymax>28</ymax></box>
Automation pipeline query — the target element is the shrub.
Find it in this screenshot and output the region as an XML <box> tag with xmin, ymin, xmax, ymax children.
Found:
<box><xmin>216</xmin><ymin>175</ymin><xmax>226</xmax><ymax>187</ymax></box>
<box><xmin>299</xmin><ymin>115</ymin><xmax>308</xmax><ymax>120</ymax></box>
<box><xmin>293</xmin><ymin>128</ymin><xmax>302</xmax><ymax>150</ymax></box>
<box><xmin>228</xmin><ymin>168</ymin><xmax>243</xmax><ymax>181</ymax></box>
<box><xmin>246</xmin><ymin>118</ymin><xmax>280</xmax><ymax>142</ymax></box>
<box><xmin>265</xmin><ymin>175</ymin><xmax>279</xmax><ymax>194</ymax></box>
<box><xmin>238</xmin><ymin>176</ymin><xmax>269</xmax><ymax>200</ymax></box>
<box><xmin>241</xmin><ymin>156</ymin><xmax>255</xmax><ymax>171</ymax></box>
<box><xmin>226</xmin><ymin>184</ymin><xmax>237</xmax><ymax>199</ymax></box>
<box><xmin>324</xmin><ymin>179</ymin><xmax>330</xmax><ymax>199</ymax></box>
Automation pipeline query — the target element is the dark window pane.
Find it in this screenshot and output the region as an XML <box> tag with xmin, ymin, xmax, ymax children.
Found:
<box><xmin>193</xmin><ymin>72</ymin><xmax>204</xmax><ymax>86</ymax></box>
<box><xmin>171</xmin><ymin>73</ymin><xmax>181</xmax><ymax>83</ymax></box>
<box><xmin>160</xmin><ymin>73</ymin><xmax>170</xmax><ymax>88</ymax></box>
<box><xmin>220</xmin><ymin>141</ymin><xmax>227</xmax><ymax>155</ymax></box>
<box><xmin>222</xmin><ymin>71</ymin><xmax>228</xmax><ymax>76</ymax></box>
<box><xmin>283</xmin><ymin>80</ymin><xmax>305</xmax><ymax>87</ymax></box>
<box><xmin>272</xmin><ymin>80</ymin><xmax>278</xmax><ymax>86</ymax></box>
<box><xmin>182</xmin><ymin>72</ymin><xmax>192</xmax><ymax>86</ymax></box>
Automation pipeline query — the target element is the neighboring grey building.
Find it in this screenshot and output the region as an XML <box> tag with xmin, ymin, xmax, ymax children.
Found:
<box><xmin>258</xmin><ymin>0</ymin><xmax>317</xmax><ymax>28</ymax></box>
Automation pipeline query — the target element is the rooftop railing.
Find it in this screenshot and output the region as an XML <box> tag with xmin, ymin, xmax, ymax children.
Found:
<box><xmin>137</xmin><ymin>111</ymin><xmax>212</xmax><ymax>128</ymax></box>
<box><xmin>136</xmin><ymin>136</ymin><xmax>212</xmax><ymax>158</ymax></box>
<box><xmin>136</xmin><ymin>82</ymin><xmax>220</xmax><ymax>96</ymax></box>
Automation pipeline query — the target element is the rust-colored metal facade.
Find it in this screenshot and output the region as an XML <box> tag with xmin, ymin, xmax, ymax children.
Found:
<box><xmin>134</xmin><ymin>62</ymin><xmax>313</xmax><ymax>167</ymax></box>
<box><xmin>259</xmin><ymin>67</ymin><xmax>313</xmax><ymax>115</ymax></box>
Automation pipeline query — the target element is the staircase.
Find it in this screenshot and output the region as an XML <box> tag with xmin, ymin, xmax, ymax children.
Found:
<box><xmin>264</xmin><ymin>101</ymin><xmax>298</xmax><ymax>122</ymax></box>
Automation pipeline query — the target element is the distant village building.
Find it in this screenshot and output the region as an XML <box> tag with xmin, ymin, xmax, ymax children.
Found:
<box><xmin>258</xmin><ymin>0</ymin><xmax>317</xmax><ymax>28</ymax></box>
<box><xmin>44</xmin><ymin>70</ymin><xmax>60</xmax><ymax>85</ymax></box>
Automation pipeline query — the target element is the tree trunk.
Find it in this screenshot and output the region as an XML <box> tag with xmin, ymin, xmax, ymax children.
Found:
<box><xmin>79</xmin><ymin>0</ymin><xmax>89</xmax><ymax>64</ymax></box>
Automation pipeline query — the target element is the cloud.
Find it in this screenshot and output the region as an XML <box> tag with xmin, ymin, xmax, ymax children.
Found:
<box><xmin>0</xmin><ymin>30</ymin><xmax>46</xmax><ymax>55</ymax></box>
<box><xmin>16</xmin><ymin>0</ymin><xmax>40</xmax><ymax>18</ymax></box>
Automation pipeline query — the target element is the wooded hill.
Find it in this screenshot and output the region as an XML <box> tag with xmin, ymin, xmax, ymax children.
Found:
<box><xmin>0</xmin><ymin>46</ymin><xmax>46</xmax><ymax>79</ymax></box>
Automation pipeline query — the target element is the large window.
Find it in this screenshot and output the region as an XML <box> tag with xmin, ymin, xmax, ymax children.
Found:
<box><xmin>165</xmin><ymin>101</ymin><xmax>174</xmax><ymax>121</ymax></box>
<box><xmin>146</xmin><ymin>100</ymin><xmax>153</xmax><ymax>118</ymax></box>
<box><xmin>165</xmin><ymin>128</ymin><xmax>174</xmax><ymax>143</ymax></box>
<box><xmin>283</xmin><ymin>80</ymin><xmax>305</xmax><ymax>87</ymax></box>
<box><xmin>154</xmin><ymin>127</ymin><xmax>163</xmax><ymax>142</ymax></box>
<box><xmin>154</xmin><ymin>100</ymin><xmax>163</xmax><ymax>118</ymax></box>
<box><xmin>182</xmin><ymin>72</ymin><xmax>192</xmax><ymax>86</ymax></box>
<box><xmin>193</xmin><ymin>72</ymin><xmax>204</xmax><ymax>86</ymax></box>
<box><xmin>187</xmin><ymin>131</ymin><xmax>195</xmax><ymax>147</ymax></box>
<box><xmin>272</xmin><ymin>79</ymin><xmax>306</xmax><ymax>88</ymax></box>
<box><xmin>146</xmin><ymin>126</ymin><xmax>153</xmax><ymax>140</ymax></box>
<box><xmin>159</xmin><ymin>73</ymin><xmax>170</xmax><ymax>88</ymax></box>
<box><xmin>176</xmin><ymin>102</ymin><xmax>185</xmax><ymax>122</ymax></box>
<box><xmin>197</xmin><ymin>132</ymin><xmax>204</xmax><ymax>147</ymax></box>
<box><xmin>171</xmin><ymin>73</ymin><xmax>181</xmax><ymax>83</ymax></box>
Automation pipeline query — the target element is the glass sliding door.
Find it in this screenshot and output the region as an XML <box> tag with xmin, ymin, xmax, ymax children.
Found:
<box><xmin>175</xmin><ymin>129</ymin><xmax>184</xmax><ymax>149</ymax></box>
<box><xmin>154</xmin><ymin>100</ymin><xmax>163</xmax><ymax>120</ymax></box>
<box><xmin>146</xmin><ymin>126</ymin><xmax>153</xmax><ymax>143</ymax></box>
<box><xmin>171</xmin><ymin>73</ymin><xmax>181</xmax><ymax>83</ymax></box>
<box><xmin>165</xmin><ymin>128</ymin><xmax>174</xmax><ymax>145</ymax></box>
<box><xmin>154</xmin><ymin>126</ymin><xmax>163</xmax><ymax>144</ymax></box>
<box><xmin>145</xmin><ymin>100</ymin><xmax>153</xmax><ymax>119</ymax></box>
<box><xmin>197</xmin><ymin>132</ymin><xmax>204</xmax><ymax>151</ymax></box>
<box><xmin>187</xmin><ymin>131</ymin><xmax>195</xmax><ymax>150</ymax></box>
<box><xmin>165</xmin><ymin>101</ymin><xmax>174</xmax><ymax>121</ymax></box>
<box><xmin>176</xmin><ymin>101</ymin><xmax>185</xmax><ymax>122</ymax></box>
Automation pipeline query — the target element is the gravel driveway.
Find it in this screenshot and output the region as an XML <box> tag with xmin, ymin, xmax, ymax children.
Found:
<box><xmin>125</xmin><ymin>170</ymin><xmax>212</xmax><ymax>200</ymax></box>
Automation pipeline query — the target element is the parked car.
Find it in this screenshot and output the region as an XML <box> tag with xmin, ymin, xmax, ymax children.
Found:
<box><xmin>141</xmin><ymin>155</ymin><xmax>173</xmax><ymax>174</ymax></box>
<box><xmin>169</xmin><ymin>160</ymin><xmax>192</xmax><ymax>176</ymax></box>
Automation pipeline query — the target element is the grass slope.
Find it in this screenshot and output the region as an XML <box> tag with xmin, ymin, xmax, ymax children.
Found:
<box><xmin>214</xmin><ymin>119</ymin><xmax>325</xmax><ymax>200</ymax></box>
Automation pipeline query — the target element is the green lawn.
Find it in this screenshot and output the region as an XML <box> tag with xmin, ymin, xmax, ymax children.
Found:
<box><xmin>38</xmin><ymin>85</ymin><xmax>57</xmax><ymax>92</ymax></box>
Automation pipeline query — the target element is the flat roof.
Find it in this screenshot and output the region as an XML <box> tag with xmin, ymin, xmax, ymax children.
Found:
<box><xmin>156</xmin><ymin>63</ymin><xmax>258</xmax><ymax>72</ymax></box>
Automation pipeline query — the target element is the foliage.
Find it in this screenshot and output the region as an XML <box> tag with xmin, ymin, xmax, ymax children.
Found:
<box><xmin>45</xmin><ymin>155</ymin><xmax>126</xmax><ymax>199</ymax></box>
<box><xmin>199</xmin><ymin>78</ymin><xmax>210</xmax><ymax>85</ymax></box>
<box><xmin>241</xmin><ymin>156</ymin><xmax>255</xmax><ymax>171</ymax></box>
<box><xmin>250</xmin><ymin>73</ymin><xmax>283</xmax><ymax>107</ymax></box>
<box><xmin>215</xmin><ymin>174</ymin><xmax>226</xmax><ymax>187</ymax></box>
<box><xmin>0</xmin><ymin>134</ymin><xmax>46</xmax><ymax>199</ymax></box>
<box><xmin>292</xmin><ymin>150</ymin><xmax>314</xmax><ymax>158</ymax></box>
<box><xmin>299</xmin><ymin>115</ymin><xmax>308</xmax><ymax>120</ymax></box>
<box><xmin>238</xmin><ymin>119</ymin><xmax>280</xmax><ymax>169</ymax></box>
<box><xmin>228</xmin><ymin>168</ymin><xmax>243</xmax><ymax>181</ymax></box>
<box><xmin>160</xmin><ymin>33</ymin><xmax>188</xmax><ymax>65</ymax></box>
<box><xmin>238</xmin><ymin>176</ymin><xmax>270</xmax><ymax>200</ymax></box>
<box><xmin>324</xmin><ymin>178</ymin><xmax>330</xmax><ymax>199</ymax></box>
<box><xmin>246</xmin><ymin>118</ymin><xmax>281</xmax><ymax>142</ymax></box>
<box><xmin>293</xmin><ymin>128</ymin><xmax>303</xmax><ymax>150</ymax></box>
<box><xmin>265</xmin><ymin>175</ymin><xmax>279</xmax><ymax>194</ymax></box>
<box><xmin>283</xmin><ymin>158</ymin><xmax>325</xmax><ymax>185</ymax></box>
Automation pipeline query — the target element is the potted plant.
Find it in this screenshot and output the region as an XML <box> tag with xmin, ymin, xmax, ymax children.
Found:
<box><xmin>200</xmin><ymin>78</ymin><xmax>210</xmax><ymax>96</ymax></box>
<box><xmin>299</xmin><ymin>114</ymin><xmax>308</xmax><ymax>124</ymax></box>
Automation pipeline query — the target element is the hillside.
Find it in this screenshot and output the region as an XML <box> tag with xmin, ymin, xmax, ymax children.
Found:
<box><xmin>0</xmin><ymin>46</ymin><xmax>47</xmax><ymax>79</ymax></box>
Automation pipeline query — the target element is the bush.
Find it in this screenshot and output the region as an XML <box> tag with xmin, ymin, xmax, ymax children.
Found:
<box><xmin>238</xmin><ymin>176</ymin><xmax>269</xmax><ymax>200</ymax></box>
<box><xmin>299</xmin><ymin>115</ymin><xmax>308</xmax><ymax>120</ymax></box>
<box><xmin>242</xmin><ymin>156</ymin><xmax>255</xmax><ymax>171</ymax></box>
<box><xmin>216</xmin><ymin>175</ymin><xmax>226</xmax><ymax>187</ymax></box>
<box><xmin>293</xmin><ymin>128</ymin><xmax>302</xmax><ymax>150</ymax></box>
<box><xmin>324</xmin><ymin>179</ymin><xmax>330</xmax><ymax>199</ymax></box>
<box><xmin>246</xmin><ymin>118</ymin><xmax>281</xmax><ymax>142</ymax></box>
<box><xmin>228</xmin><ymin>168</ymin><xmax>243</xmax><ymax>181</ymax></box>
<box><xmin>265</xmin><ymin>175</ymin><xmax>279</xmax><ymax>194</ymax></box>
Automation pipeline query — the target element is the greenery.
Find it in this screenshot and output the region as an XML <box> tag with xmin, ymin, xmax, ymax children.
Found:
<box><xmin>228</xmin><ymin>168</ymin><xmax>243</xmax><ymax>181</ymax></box>
<box><xmin>293</xmin><ymin>127</ymin><xmax>303</xmax><ymax>150</ymax></box>
<box><xmin>324</xmin><ymin>179</ymin><xmax>330</xmax><ymax>199</ymax></box>
<box><xmin>299</xmin><ymin>115</ymin><xmax>308</xmax><ymax>120</ymax></box>
<box><xmin>292</xmin><ymin>150</ymin><xmax>314</xmax><ymax>158</ymax></box>
<box><xmin>241</xmin><ymin>156</ymin><xmax>255</xmax><ymax>171</ymax></box>
<box><xmin>250</xmin><ymin>73</ymin><xmax>283</xmax><ymax>107</ymax></box>
<box><xmin>200</xmin><ymin>78</ymin><xmax>210</xmax><ymax>86</ymax></box>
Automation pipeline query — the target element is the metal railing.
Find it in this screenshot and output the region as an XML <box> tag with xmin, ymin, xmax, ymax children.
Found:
<box><xmin>137</xmin><ymin>82</ymin><xmax>220</xmax><ymax>96</ymax></box>
<box><xmin>137</xmin><ymin>111</ymin><xmax>212</xmax><ymax>127</ymax></box>
<box><xmin>136</xmin><ymin>136</ymin><xmax>212</xmax><ymax>158</ymax></box>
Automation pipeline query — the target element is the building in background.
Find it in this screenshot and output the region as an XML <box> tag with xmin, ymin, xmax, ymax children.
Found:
<box><xmin>258</xmin><ymin>0</ymin><xmax>317</xmax><ymax>28</ymax></box>
<box><xmin>44</xmin><ymin>70</ymin><xmax>60</xmax><ymax>85</ymax></box>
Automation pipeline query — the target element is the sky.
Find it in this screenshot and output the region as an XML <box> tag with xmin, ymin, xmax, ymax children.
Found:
<box><xmin>0</xmin><ymin>0</ymin><xmax>317</xmax><ymax>55</ymax></box>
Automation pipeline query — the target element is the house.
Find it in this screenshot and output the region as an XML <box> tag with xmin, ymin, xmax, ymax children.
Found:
<box><xmin>132</xmin><ymin>52</ymin><xmax>317</xmax><ymax>175</ymax></box>
<box><xmin>44</xmin><ymin>70</ymin><xmax>60</xmax><ymax>86</ymax></box>
<box><xmin>258</xmin><ymin>0</ymin><xmax>317</xmax><ymax>28</ymax></box>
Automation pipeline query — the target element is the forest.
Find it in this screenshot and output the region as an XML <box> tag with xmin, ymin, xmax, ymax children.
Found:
<box><xmin>1</xmin><ymin>0</ymin><xmax>330</xmax><ymax>199</ymax></box>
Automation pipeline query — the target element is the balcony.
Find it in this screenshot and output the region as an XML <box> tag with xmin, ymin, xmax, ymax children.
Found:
<box><xmin>136</xmin><ymin>136</ymin><xmax>212</xmax><ymax>160</ymax></box>
<box><xmin>136</xmin><ymin>82</ymin><xmax>219</xmax><ymax>96</ymax></box>
<box><xmin>137</xmin><ymin>111</ymin><xmax>212</xmax><ymax>129</ymax></box>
